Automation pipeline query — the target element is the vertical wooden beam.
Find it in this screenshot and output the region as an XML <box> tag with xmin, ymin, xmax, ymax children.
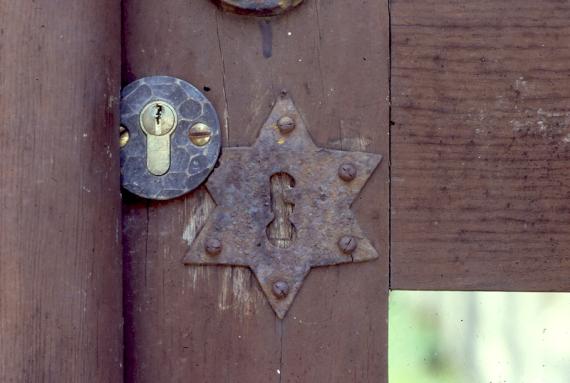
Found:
<box><xmin>0</xmin><ymin>1</ymin><xmax>123</xmax><ymax>381</ymax></box>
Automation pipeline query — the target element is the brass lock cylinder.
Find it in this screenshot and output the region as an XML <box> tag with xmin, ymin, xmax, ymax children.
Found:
<box><xmin>119</xmin><ymin>76</ymin><xmax>221</xmax><ymax>200</ymax></box>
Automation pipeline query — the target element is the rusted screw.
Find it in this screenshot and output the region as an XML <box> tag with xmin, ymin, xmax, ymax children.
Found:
<box><xmin>189</xmin><ymin>123</ymin><xmax>213</xmax><ymax>146</ymax></box>
<box><xmin>338</xmin><ymin>235</ymin><xmax>357</xmax><ymax>255</ymax></box>
<box><xmin>277</xmin><ymin>116</ymin><xmax>296</xmax><ymax>134</ymax></box>
<box><xmin>119</xmin><ymin>125</ymin><xmax>129</xmax><ymax>148</ymax></box>
<box><xmin>338</xmin><ymin>163</ymin><xmax>357</xmax><ymax>182</ymax></box>
<box><xmin>205</xmin><ymin>238</ymin><xmax>222</xmax><ymax>256</ymax></box>
<box><xmin>272</xmin><ymin>281</ymin><xmax>289</xmax><ymax>299</ymax></box>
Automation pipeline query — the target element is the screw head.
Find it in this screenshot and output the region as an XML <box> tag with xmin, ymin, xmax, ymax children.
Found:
<box><xmin>338</xmin><ymin>235</ymin><xmax>357</xmax><ymax>255</ymax></box>
<box><xmin>277</xmin><ymin>116</ymin><xmax>296</xmax><ymax>134</ymax></box>
<box><xmin>272</xmin><ymin>281</ymin><xmax>289</xmax><ymax>299</ymax></box>
<box><xmin>119</xmin><ymin>125</ymin><xmax>129</xmax><ymax>148</ymax></box>
<box><xmin>338</xmin><ymin>163</ymin><xmax>357</xmax><ymax>182</ymax></box>
<box><xmin>205</xmin><ymin>238</ymin><xmax>222</xmax><ymax>256</ymax></box>
<box><xmin>189</xmin><ymin>123</ymin><xmax>213</xmax><ymax>146</ymax></box>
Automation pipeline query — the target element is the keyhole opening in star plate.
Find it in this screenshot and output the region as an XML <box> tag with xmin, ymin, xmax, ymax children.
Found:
<box><xmin>266</xmin><ymin>172</ymin><xmax>297</xmax><ymax>248</ymax></box>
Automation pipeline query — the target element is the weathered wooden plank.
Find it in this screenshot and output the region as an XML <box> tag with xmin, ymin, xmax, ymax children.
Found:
<box><xmin>0</xmin><ymin>1</ymin><xmax>123</xmax><ymax>381</ymax></box>
<box><xmin>122</xmin><ymin>0</ymin><xmax>389</xmax><ymax>381</ymax></box>
<box><xmin>123</xmin><ymin>190</ymin><xmax>280</xmax><ymax>382</ymax></box>
<box><xmin>391</xmin><ymin>0</ymin><xmax>570</xmax><ymax>290</ymax></box>
<box><xmin>122</xmin><ymin>1</ymin><xmax>282</xmax><ymax>382</ymax></box>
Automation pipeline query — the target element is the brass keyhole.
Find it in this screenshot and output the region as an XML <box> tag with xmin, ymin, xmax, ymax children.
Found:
<box><xmin>266</xmin><ymin>173</ymin><xmax>297</xmax><ymax>248</ymax></box>
<box><xmin>154</xmin><ymin>104</ymin><xmax>162</xmax><ymax>125</ymax></box>
<box><xmin>139</xmin><ymin>101</ymin><xmax>177</xmax><ymax>175</ymax></box>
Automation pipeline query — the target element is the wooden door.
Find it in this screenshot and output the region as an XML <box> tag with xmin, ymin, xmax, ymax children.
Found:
<box><xmin>2</xmin><ymin>0</ymin><xmax>569</xmax><ymax>382</ymax></box>
<box><xmin>121</xmin><ymin>0</ymin><xmax>389</xmax><ymax>381</ymax></box>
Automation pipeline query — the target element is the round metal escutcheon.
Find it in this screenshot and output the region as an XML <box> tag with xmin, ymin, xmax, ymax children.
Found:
<box><xmin>120</xmin><ymin>76</ymin><xmax>221</xmax><ymax>200</ymax></box>
<box><xmin>211</xmin><ymin>0</ymin><xmax>303</xmax><ymax>16</ymax></box>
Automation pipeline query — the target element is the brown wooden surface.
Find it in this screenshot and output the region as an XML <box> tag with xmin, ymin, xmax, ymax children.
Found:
<box><xmin>391</xmin><ymin>0</ymin><xmax>570</xmax><ymax>291</ymax></box>
<box><xmin>122</xmin><ymin>0</ymin><xmax>389</xmax><ymax>381</ymax></box>
<box><xmin>0</xmin><ymin>1</ymin><xmax>123</xmax><ymax>381</ymax></box>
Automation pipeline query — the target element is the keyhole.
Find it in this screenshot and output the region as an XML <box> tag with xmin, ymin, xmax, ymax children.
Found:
<box><xmin>154</xmin><ymin>104</ymin><xmax>163</xmax><ymax>133</ymax></box>
<box><xmin>139</xmin><ymin>101</ymin><xmax>177</xmax><ymax>175</ymax></box>
<box><xmin>266</xmin><ymin>173</ymin><xmax>297</xmax><ymax>248</ymax></box>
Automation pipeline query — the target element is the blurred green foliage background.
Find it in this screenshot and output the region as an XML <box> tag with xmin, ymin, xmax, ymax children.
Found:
<box><xmin>389</xmin><ymin>291</ymin><xmax>570</xmax><ymax>383</ymax></box>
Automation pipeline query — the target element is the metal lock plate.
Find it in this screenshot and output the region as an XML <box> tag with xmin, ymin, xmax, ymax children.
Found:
<box><xmin>185</xmin><ymin>93</ymin><xmax>382</xmax><ymax>319</ymax></box>
<box><xmin>211</xmin><ymin>0</ymin><xmax>303</xmax><ymax>16</ymax></box>
<box><xmin>120</xmin><ymin>76</ymin><xmax>221</xmax><ymax>200</ymax></box>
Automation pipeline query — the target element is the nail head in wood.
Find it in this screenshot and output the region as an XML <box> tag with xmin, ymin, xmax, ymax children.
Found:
<box><xmin>277</xmin><ymin>116</ymin><xmax>296</xmax><ymax>134</ymax></box>
<box><xmin>205</xmin><ymin>238</ymin><xmax>222</xmax><ymax>256</ymax></box>
<box><xmin>338</xmin><ymin>163</ymin><xmax>357</xmax><ymax>182</ymax></box>
<box><xmin>272</xmin><ymin>281</ymin><xmax>289</xmax><ymax>299</ymax></box>
<box><xmin>338</xmin><ymin>235</ymin><xmax>357</xmax><ymax>255</ymax></box>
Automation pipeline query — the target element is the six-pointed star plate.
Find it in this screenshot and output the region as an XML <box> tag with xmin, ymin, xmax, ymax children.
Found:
<box><xmin>184</xmin><ymin>94</ymin><xmax>382</xmax><ymax>319</ymax></box>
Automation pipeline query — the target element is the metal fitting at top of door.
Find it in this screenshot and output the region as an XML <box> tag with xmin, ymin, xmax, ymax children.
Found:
<box><xmin>211</xmin><ymin>0</ymin><xmax>303</xmax><ymax>16</ymax></box>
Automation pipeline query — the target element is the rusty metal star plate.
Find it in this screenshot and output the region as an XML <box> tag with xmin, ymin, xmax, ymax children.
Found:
<box><xmin>184</xmin><ymin>94</ymin><xmax>382</xmax><ymax>319</ymax></box>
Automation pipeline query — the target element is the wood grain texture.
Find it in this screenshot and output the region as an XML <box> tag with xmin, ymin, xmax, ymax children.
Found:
<box><xmin>0</xmin><ymin>1</ymin><xmax>123</xmax><ymax>381</ymax></box>
<box><xmin>391</xmin><ymin>0</ymin><xmax>570</xmax><ymax>290</ymax></box>
<box><xmin>267</xmin><ymin>173</ymin><xmax>297</xmax><ymax>248</ymax></box>
<box><xmin>122</xmin><ymin>0</ymin><xmax>389</xmax><ymax>381</ymax></box>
